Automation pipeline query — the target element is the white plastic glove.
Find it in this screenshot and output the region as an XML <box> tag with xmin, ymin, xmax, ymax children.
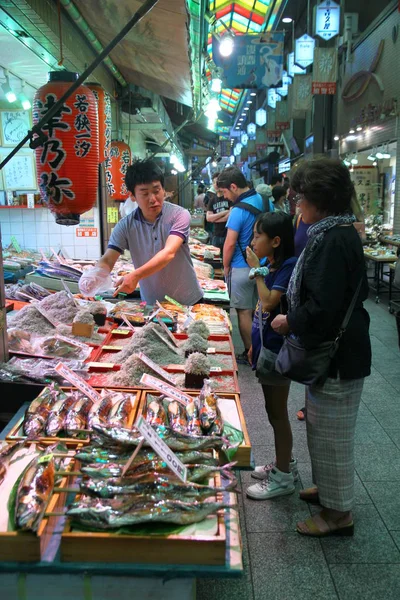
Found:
<box><xmin>78</xmin><ymin>266</ymin><xmax>112</xmax><ymax>296</ymax></box>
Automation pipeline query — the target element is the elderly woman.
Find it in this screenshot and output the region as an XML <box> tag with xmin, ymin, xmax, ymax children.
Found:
<box><xmin>272</xmin><ymin>158</ymin><xmax>371</xmax><ymax>537</ymax></box>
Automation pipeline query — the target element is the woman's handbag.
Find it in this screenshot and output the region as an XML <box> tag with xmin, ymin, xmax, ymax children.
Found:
<box><xmin>275</xmin><ymin>278</ymin><xmax>363</xmax><ymax>386</ymax></box>
<box><xmin>255</xmin><ymin>302</ymin><xmax>280</xmax><ymax>377</ymax></box>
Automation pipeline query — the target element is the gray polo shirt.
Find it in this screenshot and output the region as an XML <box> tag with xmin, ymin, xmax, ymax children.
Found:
<box><xmin>108</xmin><ymin>201</ymin><xmax>203</xmax><ymax>306</ymax></box>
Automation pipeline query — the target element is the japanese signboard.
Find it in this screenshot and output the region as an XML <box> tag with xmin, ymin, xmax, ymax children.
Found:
<box><xmin>292</xmin><ymin>75</ymin><xmax>313</xmax><ymax>112</ymax></box>
<box><xmin>350</xmin><ymin>167</ymin><xmax>378</xmax><ymax>215</ymax></box>
<box><xmin>312</xmin><ymin>48</ymin><xmax>338</xmax><ymax>95</ymax></box>
<box><xmin>295</xmin><ymin>34</ymin><xmax>315</xmax><ymax>69</ymax></box>
<box><xmin>287</xmin><ymin>52</ymin><xmax>306</xmax><ymax>78</ymax></box>
<box><xmin>315</xmin><ymin>0</ymin><xmax>341</xmax><ymax>41</ymax></box>
<box><xmin>212</xmin><ymin>32</ymin><xmax>284</xmax><ymax>89</ymax></box>
<box><xmin>76</xmin><ymin>227</ymin><xmax>98</xmax><ymax>237</ymax></box>
<box><xmin>276</xmin><ymin>100</ymin><xmax>290</xmax><ymax>130</ymax></box>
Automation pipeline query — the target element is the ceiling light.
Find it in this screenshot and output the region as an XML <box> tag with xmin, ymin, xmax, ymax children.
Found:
<box><xmin>376</xmin><ymin>151</ymin><xmax>384</xmax><ymax>159</ymax></box>
<box><xmin>2</xmin><ymin>71</ymin><xmax>16</xmax><ymax>103</ymax></box>
<box><xmin>244</xmin><ymin>107</ymin><xmax>249</xmax><ymax>111</ymax></box>
<box><xmin>351</xmin><ymin>155</ymin><xmax>358</xmax><ymax>165</ymax></box>
<box><xmin>367</xmin><ymin>153</ymin><xmax>375</xmax><ymax>161</ymax></box>
<box><xmin>356</xmin><ymin>126</ymin><xmax>362</xmax><ymax>132</ymax></box>
<box><xmin>171</xmin><ymin>169</ymin><xmax>177</xmax><ymax>175</ymax></box>
<box><xmin>282</xmin><ymin>17</ymin><xmax>293</xmax><ymax>23</ymax></box>
<box><xmin>250</xmin><ymin>92</ymin><xmax>257</xmax><ymax>96</ymax></box>
<box><xmin>212</xmin><ymin>161</ymin><xmax>217</xmax><ymax>167</ymax></box>
<box><xmin>346</xmin><ymin>135</ymin><xmax>358</xmax><ymax>141</ymax></box>
<box><xmin>373</xmin><ymin>161</ymin><xmax>377</xmax><ymax>167</ymax></box>
<box><xmin>349</xmin><ymin>128</ymin><xmax>355</xmax><ymax>134</ymax></box>
<box><xmin>246</xmin><ymin>100</ymin><xmax>252</xmax><ymax>104</ymax></box>
<box><xmin>334</xmin><ymin>135</ymin><xmax>339</xmax><ymax>141</ymax></box>
<box><xmin>19</xmin><ymin>81</ymin><xmax>31</xmax><ymax>110</ymax></box>
<box><xmin>343</xmin><ymin>157</ymin><xmax>351</xmax><ymax>167</ymax></box>
<box><xmin>211</xmin><ymin>77</ymin><xmax>222</xmax><ymax>93</ymax></box>
<box><xmin>235</xmin><ymin>126</ymin><xmax>240</xmax><ymax>129</ymax></box>
<box><xmin>219</xmin><ymin>33</ymin><xmax>234</xmax><ymax>57</ymax></box>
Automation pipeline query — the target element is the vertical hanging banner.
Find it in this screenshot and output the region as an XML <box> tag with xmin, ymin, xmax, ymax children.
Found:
<box><xmin>312</xmin><ymin>47</ymin><xmax>338</xmax><ymax>95</ymax></box>
<box><xmin>295</xmin><ymin>34</ymin><xmax>315</xmax><ymax>69</ymax></box>
<box><xmin>276</xmin><ymin>100</ymin><xmax>290</xmax><ymax>130</ymax></box>
<box><xmin>292</xmin><ymin>75</ymin><xmax>313</xmax><ymax>112</ymax></box>
<box><xmin>212</xmin><ymin>32</ymin><xmax>284</xmax><ymax>89</ymax></box>
<box><xmin>315</xmin><ymin>0</ymin><xmax>341</xmax><ymax>41</ymax></box>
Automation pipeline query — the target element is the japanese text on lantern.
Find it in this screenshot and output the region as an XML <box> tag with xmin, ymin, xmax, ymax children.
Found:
<box><xmin>120</xmin><ymin>149</ymin><xmax>130</xmax><ymax>196</ymax></box>
<box><xmin>73</xmin><ymin>94</ymin><xmax>92</xmax><ymax>158</ymax></box>
<box><xmin>34</xmin><ymin>94</ymin><xmax>75</xmax><ymax>205</ymax></box>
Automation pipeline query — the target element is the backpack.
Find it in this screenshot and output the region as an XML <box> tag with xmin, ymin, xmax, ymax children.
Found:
<box><xmin>232</xmin><ymin>199</ymin><xmax>268</xmax><ymax>263</ymax></box>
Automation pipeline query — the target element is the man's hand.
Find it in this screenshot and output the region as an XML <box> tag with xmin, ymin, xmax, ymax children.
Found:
<box><xmin>113</xmin><ymin>272</ymin><xmax>139</xmax><ymax>297</ymax></box>
<box><xmin>271</xmin><ymin>314</ymin><xmax>290</xmax><ymax>336</ymax></box>
<box><xmin>224</xmin><ymin>266</ymin><xmax>231</xmax><ymax>279</ymax></box>
<box><xmin>247</xmin><ymin>346</ymin><xmax>253</xmax><ymax>365</ymax></box>
<box><xmin>246</xmin><ymin>246</ymin><xmax>260</xmax><ymax>269</ymax></box>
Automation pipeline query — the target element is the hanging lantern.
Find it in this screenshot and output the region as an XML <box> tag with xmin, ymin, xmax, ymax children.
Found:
<box><xmin>105</xmin><ymin>140</ymin><xmax>131</xmax><ymax>200</ymax></box>
<box><xmin>240</xmin><ymin>132</ymin><xmax>248</xmax><ymax>147</ymax></box>
<box><xmin>247</xmin><ymin>123</ymin><xmax>256</xmax><ymax>138</ymax></box>
<box><xmin>33</xmin><ymin>71</ymin><xmax>99</xmax><ymax>226</ymax></box>
<box><xmin>86</xmin><ymin>82</ymin><xmax>111</xmax><ymax>163</ymax></box>
<box><xmin>255</xmin><ymin>108</ymin><xmax>267</xmax><ymax>127</ymax></box>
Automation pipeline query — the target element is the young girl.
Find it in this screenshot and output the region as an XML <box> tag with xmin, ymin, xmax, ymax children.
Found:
<box><xmin>246</xmin><ymin>212</ymin><xmax>298</xmax><ymax>500</ymax></box>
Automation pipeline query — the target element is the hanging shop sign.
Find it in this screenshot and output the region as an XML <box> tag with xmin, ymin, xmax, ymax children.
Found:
<box><xmin>312</xmin><ymin>47</ymin><xmax>338</xmax><ymax>95</ymax></box>
<box><xmin>267</xmin><ymin>88</ymin><xmax>280</xmax><ymax>109</ymax></box>
<box><xmin>350</xmin><ymin>166</ymin><xmax>378</xmax><ymax>215</ymax></box>
<box><xmin>276</xmin><ymin>100</ymin><xmax>290</xmax><ymax>130</ymax></box>
<box><xmin>342</xmin><ymin>40</ymin><xmax>384</xmax><ymax>103</ymax></box>
<box><xmin>292</xmin><ymin>75</ymin><xmax>313</xmax><ymax>112</ymax></box>
<box><xmin>212</xmin><ymin>32</ymin><xmax>284</xmax><ymax>89</ymax></box>
<box><xmin>247</xmin><ymin>123</ymin><xmax>256</xmax><ymax>138</ymax></box>
<box><xmin>255</xmin><ymin>108</ymin><xmax>267</xmax><ymax>127</ymax></box>
<box><xmin>86</xmin><ymin>83</ymin><xmax>111</xmax><ymax>163</ymax></box>
<box><xmin>288</xmin><ymin>52</ymin><xmax>306</xmax><ymax>78</ymax></box>
<box><xmin>105</xmin><ymin>140</ymin><xmax>131</xmax><ymax>200</ymax></box>
<box><xmin>295</xmin><ymin>35</ymin><xmax>315</xmax><ymax>69</ymax></box>
<box><xmin>315</xmin><ymin>0</ymin><xmax>341</xmax><ymax>41</ymax></box>
<box><xmin>240</xmin><ymin>132</ymin><xmax>249</xmax><ymax>146</ymax></box>
<box><xmin>278</xmin><ymin>158</ymin><xmax>291</xmax><ymax>174</ymax></box>
<box><xmin>276</xmin><ymin>71</ymin><xmax>292</xmax><ymax>97</ymax></box>
<box><xmin>33</xmin><ymin>71</ymin><xmax>99</xmax><ymax>227</ymax></box>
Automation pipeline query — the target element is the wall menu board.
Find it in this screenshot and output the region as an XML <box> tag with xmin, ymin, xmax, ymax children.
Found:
<box><xmin>0</xmin><ymin>109</ymin><xmax>31</xmax><ymax>147</ymax></box>
<box><xmin>0</xmin><ymin>152</ymin><xmax>37</xmax><ymax>191</ymax></box>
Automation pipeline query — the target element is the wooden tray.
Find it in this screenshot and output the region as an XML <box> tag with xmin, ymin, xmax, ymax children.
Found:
<box><xmin>59</xmin><ymin>467</ymin><xmax>228</xmax><ymax>566</ymax></box>
<box><xmin>6</xmin><ymin>388</ymin><xmax>142</xmax><ymax>447</ymax></box>
<box><xmin>138</xmin><ymin>391</ymin><xmax>251</xmax><ymax>468</ymax></box>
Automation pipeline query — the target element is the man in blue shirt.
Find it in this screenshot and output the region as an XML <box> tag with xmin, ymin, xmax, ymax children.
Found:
<box><xmin>217</xmin><ymin>167</ymin><xmax>265</xmax><ymax>364</ymax></box>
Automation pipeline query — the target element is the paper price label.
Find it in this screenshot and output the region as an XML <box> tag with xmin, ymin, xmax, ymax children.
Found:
<box><xmin>146</xmin><ymin>307</ymin><xmax>160</xmax><ymax>323</ymax></box>
<box><xmin>55</xmin><ymin>362</ymin><xmax>101</xmax><ymax>403</ymax></box>
<box><xmin>152</xmin><ymin>329</ymin><xmax>181</xmax><ymax>355</ymax></box>
<box><xmin>55</xmin><ymin>334</ymin><xmax>90</xmax><ymax>350</ymax></box>
<box><xmin>156</xmin><ymin>301</ymin><xmax>174</xmax><ymax>319</ymax></box>
<box><xmin>6</xmin><ymin>192</ymin><xmax>13</xmax><ymax>206</ymax></box>
<box><xmin>27</xmin><ymin>194</ymin><xmax>35</xmax><ymax>209</ymax></box>
<box><xmin>210</xmin><ymin>367</ymin><xmax>222</xmax><ymax>373</ymax></box>
<box><xmin>164</xmin><ymin>295</ymin><xmax>184</xmax><ymax>310</ymax></box>
<box><xmin>10</xmin><ymin>235</ymin><xmax>21</xmax><ymax>253</ymax></box>
<box><xmin>156</xmin><ymin>316</ymin><xmax>180</xmax><ymax>347</ymax></box>
<box><xmin>120</xmin><ymin>313</ymin><xmax>136</xmax><ymax>331</ymax></box>
<box><xmin>137</xmin><ymin>352</ymin><xmax>177</xmax><ymax>385</ymax></box>
<box><xmin>32</xmin><ymin>303</ymin><xmax>59</xmax><ymax>328</ymax></box>
<box><xmin>207</xmin><ymin>348</ymin><xmax>216</xmax><ymax>354</ymax></box>
<box><xmin>140</xmin><ymin>374</ymin><xmax>192</xmax><ymax>405</ymax></box>
<box><xmin>136</xmin><ymin>415</ymin><xmax>187</xmax><ymax>482</ymax></box>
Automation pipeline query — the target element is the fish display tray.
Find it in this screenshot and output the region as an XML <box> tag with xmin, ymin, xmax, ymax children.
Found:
<box><xmin>6</xmin><ymin>388</ymin><xmax>142</xmax><ymax>447</ymax></box>
<box><xmin>138</xmin><ymin>391</ymin><xmax>251</xmax><ymax>468</ymax></box>
<box><xmin>59</xmin><ymin>469</ymin><xmax>229</xmax><ymax>566</ymax></box>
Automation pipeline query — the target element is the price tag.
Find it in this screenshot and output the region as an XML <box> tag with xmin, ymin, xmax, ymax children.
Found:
<box><xmin>156</xmin><ymin>301</ymin><xmax>174</xmax><ymax>319</ymax></box>
<box><xmin>164</xmin><ymin>295</ymin><xmax>184</xmax><ymax>310</ymax></box>
<box><xmin>113</xmin><ymin>329</ymin><xmax>131</xmax><ymax>335</ymax></box>
<box><xmin>137</xmin><ymin>352</ymin><xmax>177</xmax><ymax>385</ymax></box>
<box><xmin>120</xmin><ymin>313</ymin><xmax>136</xmax><ymax>331</ymax></box>
<box><xmin>32</xmin><ymin>302</ymin><xmax>59</xmax><ymax>327</ymax></box>
<box><xmin>207</xmin><ymin>348</ymin><xmax>216</xmax><ymax>354</ymax></box>
<box><xmin>156</xmin><ymin>316</ymin><xmax>180</xmax><ymax>347</ymax></box>
<box><xmin>183</xmin><ymin>315</ymin><xmax>195</xmax><ymax>329</ymax></box>
<box><xmin>27</xmin><ymin>193</ymin><xmax>35</xmax><ymax>209</ymax></box>
<box><xmin>55</xmin><ymin>334</ymin><xmax>90</xmax><ymax>350</ymax></box>
<box><xmin>10</xmin><ymin>235</ymin><xmax>21</xmax><ymax>253</ymax></box>
<box><xmin>210</xmin><ymin>367</ymin><xmax>222</xmax><ymax>373</ymax></box>
<box><xmin>136</xmin><ymin>415</ymin><xmax>187</xmax><ymax>482</ymax></box>
<box><xmin>55</xmin><ymin>362</ymin><xmax>102</xmax><ymax>403</ymax></box>
<box><xmin>140</xmin><ymin>374</ymin><xmax>192</xmax><ymax>405</ymax></box>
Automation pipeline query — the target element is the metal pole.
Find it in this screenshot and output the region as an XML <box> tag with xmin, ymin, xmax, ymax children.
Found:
<box><xmin>0</xmin><ymin>0</ymin><xmax>160</xmax><ymax>172</ymax></box>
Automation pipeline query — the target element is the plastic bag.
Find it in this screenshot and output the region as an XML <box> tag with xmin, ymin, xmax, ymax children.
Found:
<box><xmin>32</xmin><ymin>335</ymin><xmax>92</xmax><ymax>361</ymax></box>
<box><xmin>7</xmin><ymin>329</ymin><xmax>35</xmax><ymax>354</ymax></box>
<box><xmin>0</xmin><ymin>357</ymin><xmax>89</xmax><ymax>385</ymax></box>
<box><xmin>79</xmin><ymin>266</ymin><xmax>113</xmax><ymax>296</ymax></box>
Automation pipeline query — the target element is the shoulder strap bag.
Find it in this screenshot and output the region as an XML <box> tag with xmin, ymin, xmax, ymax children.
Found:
<box><xmin>275</xmin><ymin>277</ymin><xmax>363</xmax><ymax>386</ymax></box>
<box><xmin>255</xmin><ymin>301</ymin><xmax>281</xmax><ymax>377</ymax></box>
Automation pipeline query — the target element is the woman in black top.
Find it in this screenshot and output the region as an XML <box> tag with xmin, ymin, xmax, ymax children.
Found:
<box><xmin>272</xmin><ymin>158</ymin><xmax>371</xmax><ymax>537</ymax></box>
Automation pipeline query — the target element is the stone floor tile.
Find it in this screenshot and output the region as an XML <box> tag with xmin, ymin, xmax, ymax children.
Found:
<box><xmin>363</xmin><ymin>481</ymin><xmax>400</xmax><ymax>530</ymax></box>
<box><xmin>355</xmin><ymin>443</ymin><xmax>400</xmax><ymax>481</ymax></box>
<box><xmin>330</xmin><ymin>564</ymin><xmax>400</xmax><ymax>600</ymax></box>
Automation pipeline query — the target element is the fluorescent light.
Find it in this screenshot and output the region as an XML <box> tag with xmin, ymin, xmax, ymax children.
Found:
<box><xmin>373</xmin><ymin>161</ymin><xmax>377</xmax><ymax>166</ymax></box>
<box><xmin>376</xmin><ymin>152</ymin><xmax>384</xmax><ymax>159</ymax></box>
<box><xmin>346</xmin><ymin>135</ymin><xmax>358</xmax><ymax>141</ymax></box>
<box><xmin>246</xmin><ymin>100</ymin><xmax>252</xmax><ymax>104</ymax></box>
<box><xmin>343</xmin><ymin>158</ymin><xmax>351</xmax><ymax>166</ymax></box>
<box><xmin>212</xmin><ymin>161</ymin><xmax>217</xmax><ymax>167</ymax></box>
<box><xmin>351</xmin><ymin>157</ymin><xmax>358</xmax><ymax>165</ymax></box>
<box><xmin>219</xmin><ymin>33</ymin><xmax>234</xmax><ymax>57</ymax></box>
<box><xmin>282</xmin><ymin>17</ymin><xmax>293</xmax><ymax>23</ymax></box>
<box><xmin>2</xmin><ymin>71</ymin><xmax>16</xmax><ymax>103</ymax></box>
<box><xmin>349</xmin><ymin>128</ymin><xmax>355</xmax><ymax>134</ymax></box>
<box><xmin>244</xmin><ymin>107</ymin><xmax>249</xmax><ymax>111</ymax></box>
<box><xmin>367</xmin><ymin>154</ymin><xmax>375</xmax><ymax>161</ymax></box>
<box><xmin>19</xmin><ymin>82</ymin><xmax>31</xmax><ymax>110</ymax></box>
<box><xmin>211</xmin><ymin>77</ymin><xmax>222</xmax><ymax>93</ymax></box>
<box><xmin>250</xmin><ymin>92</ymin><xmax>257</xmax><ymax>96</ymax></box>
<box><xmin>356</xmin><ymin>126</ymin><xmax>362</xmax><ymax>132</ymax></box>
<box><xmin>334</xmin><ymin>135</ymin><xmax>339</xmax><ymax>141</ymax></box>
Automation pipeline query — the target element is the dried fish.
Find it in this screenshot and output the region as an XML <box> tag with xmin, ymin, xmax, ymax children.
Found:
<box><xmin>186</xmin><ymin>399</ymin><xmax>202</xmax><ymax>436</ymax></box>
<box><xmin>167</xmin><ymin>400</ymin><xmax>187</xmax><ymax>434</ymax></box>
<box><xmin>23</xmin><ymin>386</ymin><xmax>60</xmax><ymax>439</ymax></box>
<box><xmin>45</xmin><ymin>393</ymin><xmax>79</xmax><ymax>437</ymax></box>
<box><xmin>65</xmin><ymin>397</ymin><xmax>93</xmax><ymax>436</ymax></box>
<box><xmin>0</xmin><ymin>442</ymin><xmax>23</xmax><ymax>485</ymax></box>
<box><xmin>87</xmin><ymin>396</ymin><xmax>114</xmax><ymax>431</ymax></box>
<box><xmin>108</xmin><ymin>394</ymin><xmax>133</xmax><ymax>429</ymax></box>
<box><xmin>67</xmin><ymin>497</ymin><xmax>232</xmax><ymax>529</ymax></box>
<box><xmin>15</xmin><ymin>453</ymin><xmax>55</xmax><ymax>531</ymax></box>
<box><xmin>75</xmin><ymin>446</ymin><xmax>218</xmax><ymax>467</ymax></box>
<box><xmin>145</xmin><ymin>396</ymin><xmax>167</xmax><ymax>428</ymax></box>
<box><xmin>198</xmin><ymin>384</ymin><xmax>223</xmax><ymax>436</ymax></box>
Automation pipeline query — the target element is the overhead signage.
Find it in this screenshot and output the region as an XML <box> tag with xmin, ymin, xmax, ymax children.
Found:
<box><xmin>312</xmin><ymin>47</ymin><xmax>338</xmax><ymax>95</ymax></box>
<box><xmin>315</xmin><ymin>0</ymin><xmax>341</xmax><ymax>41</ymax></box>
<box><xmin>276</xmin><ymin>71</ymin><xmax>292</xmax><ymax>97</ymax></box>
<box><xmin>267</xmin><ymin>88</ymin><xmax>279</xmax><ymax>109</ymax></box>
<box><xmin>288</xmin><ymin>52</ymin><xmax>306</xmax><ymax>78</ymax></box>
<box><xmin>255</xmin><ymin>108</ymin><xmax>267</xmax><ymax>127</ymax></box>
<box><xmin>279</xmin><ymin>159</ymin><xmax>291</xmax><ymax>174</ymax></box>
<box><xmin>212</xmin><ymin>32</ymin><xmax>284</xmax><ymax>89</ymax></box>
<box><xmin>295</xmin><ymin>34</ymin><xmax>315</xmax><ymax>69</ymax></box>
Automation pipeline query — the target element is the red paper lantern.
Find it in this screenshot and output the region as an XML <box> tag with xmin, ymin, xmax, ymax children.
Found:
<box><xmin>86</xmin><ymin>82</ymin><xmax>111</xmax><ymax>163</ymax></box>
<box><xmin>105</xmin><ymin>140</ymin><xmax>131</xmax><ymax>200</ymax></box>
<box><xmin>33</xmin><ymin>71</ymin><xmax>99</xmax><ymax>226</ymax></box>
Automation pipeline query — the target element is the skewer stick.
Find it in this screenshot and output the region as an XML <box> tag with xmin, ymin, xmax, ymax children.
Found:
<box><xmin>56</xmin><ymin>471</ymin><xmax>81</xmax><ymax>477</ymax></box>
<box><xmin>53</xmin><ymin>487</ymin><xmax>79</xmax><ymax>493</ymax></box>
<box><xmin>44</xmin><ymin>511</ymin><xmax>66</xmax><ymax>518</ymax></box>
<box><xmin>120</xmin><ymin>439</ymin><xmax>144</xmax><ymax>477</ymax></box>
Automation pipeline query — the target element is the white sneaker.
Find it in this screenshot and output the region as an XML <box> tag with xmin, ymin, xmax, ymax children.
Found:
<box><xmin>251</xmin><ymin>458</ymin><xmax>299</xmax><ymax>482</ymax></box>
<box><xmin>246</xmin><ymin>467</ymin><xmax>295</xmax><ymax>500</ymax></box>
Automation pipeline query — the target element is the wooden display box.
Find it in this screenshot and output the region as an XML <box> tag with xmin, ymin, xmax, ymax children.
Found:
<box><xmin>6</xmin><ymin>388</ymin><xmax>142</xmax><ymax>447</ymax></box>
<box><xmin>59</xmin><ymin>467</ymin><xmax>227</xmax><ymax>566</ymax></box>
<box><xmin>138</xmin><ymin>391</ymin><xmax>251</xmax><ymax>468</ymax></box>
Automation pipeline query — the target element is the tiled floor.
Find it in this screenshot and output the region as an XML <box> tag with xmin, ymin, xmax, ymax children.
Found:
<box><xmin>197</xmin><ymin>298</ymin><xmax>400</xmax><ymax>600</ymax></box>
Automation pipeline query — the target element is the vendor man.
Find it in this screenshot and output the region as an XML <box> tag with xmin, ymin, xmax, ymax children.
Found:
<box><xmin>79</xmin><ymin>159</ymin><xmax>202</xmax><ymax>305</ymax></box>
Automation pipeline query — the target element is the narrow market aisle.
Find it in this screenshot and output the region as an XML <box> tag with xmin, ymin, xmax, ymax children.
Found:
<box><xmin>197</xmin><ymin>299</ymin><xmax>400</xmax><ymax>600</ymax></box>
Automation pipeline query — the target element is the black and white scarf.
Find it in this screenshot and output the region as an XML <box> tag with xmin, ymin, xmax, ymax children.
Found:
<box><xmin>287</xmin><ymin>214</ymin><xmax>356</xmax><ymax>311</ymax></box>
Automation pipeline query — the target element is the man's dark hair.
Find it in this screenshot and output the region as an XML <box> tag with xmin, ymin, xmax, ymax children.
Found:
<box><xmin>291</xmin><ymin>158</ymin><xmax>355</xmax><ymax>215</ymax></box>
<box><xmin>197</xmin><ymin>184</ymin><xmax>205</xmax><ymax>194</ymax></box>
<box><xmin>125</xmin><ymin>159</ymin><xmax>165</xmax><ymax>194</ymax></box>
<box><xmin>272</xmin><ymin>185</ymin><xmax>286</xmax><ymax>204</ymax></box>
<box><xmin>212</xmin><ymin>171</ymin><xmax>221</xmax><ymax>181</ymax></box>
<box><xmin>217</xmin><ymin>167</ymin><xmax>247</xmax><ymax>189</ymax></box>
<box><xmin>271</xmin><ymin>174</ymin><xmax>284</xmax><ymax>186</ymax></box>
<box><xmin>255</xmin><ymin>212</ymin><xmax>294</xmax><ymax>268</ymax></box>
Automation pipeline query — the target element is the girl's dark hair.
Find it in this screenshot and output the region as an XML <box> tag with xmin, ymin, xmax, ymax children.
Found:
<box><xmin>291</xmin><ymin>158</ymin><xmax>355</xmax><ymax>215</ymax></box>
<box><xmin>255</xmin><ymin>212</ymin><xmax>295</xmax><ymax>268</ymax></box>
